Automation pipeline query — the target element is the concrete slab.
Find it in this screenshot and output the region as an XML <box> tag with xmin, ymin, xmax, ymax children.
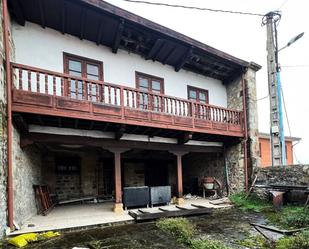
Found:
<box><xmin>10</xmin><ymin>202</ymin><xmax>134</xmax><ymax>236</ymax></box>
<box><xmin>9</xmin><ymin>198</ymin><xmax>232</xmax><ymax>236</ymax></box>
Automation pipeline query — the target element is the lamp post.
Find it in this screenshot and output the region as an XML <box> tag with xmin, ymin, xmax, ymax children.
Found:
<box><xmin>263</xmin><ymin>11</ymin><xmax>304</xmax><ymax>167</ymax></box>
<box><xmin>275</xmin><ymin>32</ymin><xmax>304</xmax><ymax>166</ymax></box>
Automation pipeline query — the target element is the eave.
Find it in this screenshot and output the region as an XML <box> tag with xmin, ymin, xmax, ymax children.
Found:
<box><xmin>8</xmin><ymin>0</ymin><xmax>261</xmax><ymax>82</ymax></box>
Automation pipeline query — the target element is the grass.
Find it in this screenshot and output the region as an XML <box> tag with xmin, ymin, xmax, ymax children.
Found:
<box><xmin>237</xmin><ymin>231</ymin><xmax>309</xmax><ymax>249</ymax></box>
<box><xmin>230</xmin><ymin>193</ymin><xmax>309</xmax><ymax>229</ymax></box>
<box><xmin>229</xmin><ymin>192</ymin><xmax>272</xmax><ymax>212</ymax></box>
<box><xmin>156</xmin><ymin>218</ymin><xmax>230</xmax><ymax>249</ymax></box>
<box><xmin>266</xmin><ymin>206</ymin><xmax>309</xmax><ymax>229</ymax></box>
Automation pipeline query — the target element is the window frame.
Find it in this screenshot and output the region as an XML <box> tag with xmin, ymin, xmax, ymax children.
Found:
<box><xmin>135</xmin><ymin>71</ymin><xmax>164</xmax><ymax>94</ymax></box>
<box><xmin>187</xmin><ymin>85</ymin><xmax>209</xmax><ymax>104</ymax></box>
<box><xmin>55</xmin><ymin>156</ymin><xmax>81</xmax><ymax>174</ymax></box>
<box><xmin>63</xmin><ymin>52</ymin><xmax>104</xmax><ymax>81</ymax></box>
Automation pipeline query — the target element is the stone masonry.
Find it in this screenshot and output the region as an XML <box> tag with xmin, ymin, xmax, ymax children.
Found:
<box><xmin>0</xmin><ymin>0</ymin><xmax>8</xmax><ymax>237</ymax></box>
<box><xmin>226</xmin><ymin>65</ymin><xmax>260</xmax><ymax>193</ymax></box>
<box><xmin>253</xmin><ymin>165</ymin><xmax>309</xmax><ymax>202</ymax></box>
<box><xmin>183</xmin><ymin>152</ymin><xmax>226</xmax><ymax>195</ymax></box>
<box><xmin>12</xmin><ymin>126</ymin><xmax>43</xmax><ymax>226</ymax></box>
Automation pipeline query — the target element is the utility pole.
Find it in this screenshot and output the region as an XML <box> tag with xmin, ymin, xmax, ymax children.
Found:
<box><xmin>263</xmin><ymin>11</ymin><xmax>286</xmax><ymax>166</ymax></box>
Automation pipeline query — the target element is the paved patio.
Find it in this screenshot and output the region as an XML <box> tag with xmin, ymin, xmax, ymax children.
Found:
<box><xmin>9</xmin><ymin>198</ymin><xmax>232</xmax><ymax>236</ymax></box>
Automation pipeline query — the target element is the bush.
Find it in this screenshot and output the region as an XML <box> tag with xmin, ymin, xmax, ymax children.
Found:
<box><xmin>156</xmin><ymin>217</ymin><xmax>195</xmax><ymax>244</ymax></box>
<box><xmin>282</xmin><ymin>208</ymin><xmax>309</xmax><ymax>228</ymax></box>
<box><xmin>276</xmin><ymin>231</ymin><xmax>309</xmax><ymax>249</ymax></box>
<box><xmin>266</xmin><ymin>206</ymin><xmax>309</xmax><ymax>229</ymax></box>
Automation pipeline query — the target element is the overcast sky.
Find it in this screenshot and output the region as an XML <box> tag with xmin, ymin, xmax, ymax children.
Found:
<box><xmin>105</xmin><ymin>0</ymin><xmax>309</xmax><ymax>163</ymax></box>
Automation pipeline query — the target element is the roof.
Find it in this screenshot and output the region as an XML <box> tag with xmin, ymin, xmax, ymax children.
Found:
<box><xmin>8</xmin><ymin>0</ymin><xmax>261</xmax><ymax>82</ymax></box>
<box><xmin>259</xmin><ymin>132</ymin><xmax>301</xmax><ymax>142</ymax></box>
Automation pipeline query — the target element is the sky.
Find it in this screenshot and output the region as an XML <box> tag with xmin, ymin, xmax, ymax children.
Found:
<box><xmin>105</xmin><ymin>0</ymin><xmax>309</xmax><ymax>163</ymax></box>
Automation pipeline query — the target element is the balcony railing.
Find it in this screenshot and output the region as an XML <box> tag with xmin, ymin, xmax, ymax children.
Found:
<box><xmin>11</xmin><ymin>63</ymin><xmax>244</xmax><ymax>137</ymax></box>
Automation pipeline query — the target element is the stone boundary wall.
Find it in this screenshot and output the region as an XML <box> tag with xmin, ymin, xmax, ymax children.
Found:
<box><xmin>254</xmin><ymin>165</ymin><xmax>309</xmax><ymax>186</ymax></box>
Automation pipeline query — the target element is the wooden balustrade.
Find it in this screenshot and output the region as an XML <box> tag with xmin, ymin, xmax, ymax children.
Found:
<box><xmin>11</xmin><ymin>63</ymin><xmax>244</xmax><ymax>135</ymax></box>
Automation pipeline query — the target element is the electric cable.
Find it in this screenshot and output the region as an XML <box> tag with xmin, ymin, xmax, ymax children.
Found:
<box><xmin>119</xmin><ymin>0</ymin><xmax>264</xmax><ymax>16</ymax></box>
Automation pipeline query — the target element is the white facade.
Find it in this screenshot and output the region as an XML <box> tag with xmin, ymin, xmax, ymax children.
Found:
<box><xmin>12</xmin><ymin>22</ymin><xmax>227</xmax><ymax>107</ymax></box>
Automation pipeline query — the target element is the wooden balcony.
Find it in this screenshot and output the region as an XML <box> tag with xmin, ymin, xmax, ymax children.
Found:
<box><xmin>11</xmin><ymin>63</ymin><xmax>244</xmax><ymax>137</ymax></box>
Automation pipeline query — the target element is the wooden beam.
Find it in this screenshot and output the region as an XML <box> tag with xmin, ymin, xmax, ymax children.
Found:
<box><xmin>115</xmin><ymin>124</ymin><xmax>126</xmax><ymax>140</ymax></box>
<box><xmin>178</xmin><ymin>132</ymin><xmax>193</xmax><ymax>145</ymax></box>
<box><xmin>96</xmin><ymin>19</ymin><xmax>105</xmax><ymax>45</ymax></box>
<box><xmin>61</xmin><ymin>0</ymin><xmax>66</xmax><ymax>34</ymax></box>
<box><xmin>58</xmin><ymin>117</ymin><xmax>62</xmax><ymax>127</ymax></box>
<box><xmin>89</xmin><ymin>121</ymin><xmax>94</xmax><ymax>130</ymax></box>
<box><xmin>22</xmin><ymin>132</ymin><xmax>223</xmax><ymax>153</ymax></box>
<box><xmin>38</xmin><ymin>0</ymin><xmax>46</xmax><ymax>28</ymax></box>
<box><xmin>13</xmin><ymin>114</ymin><xmax>28</xmax><ymax>134</ymax></box>
<box><xmin>74</xmin><ymin>119</ymin><xmax>79</xmax><ymax>129</ymax></box>
<box><xmin>175</xmin><ymin>46</ymin><xmax>193</xmax><ymax>72</ymax></box>
<box><xmin>80</xmin><ymin>10</ymin><xmax>86</xmax><ymax>40</ymax></box>
<box><xmin>145</xmin><ymin>39</ymin><xmax>164</xmax><ymax>60</ymax></box>
<box><xmin>162</xmin><ymin>45</ymin><xmax>177</xmax><ymax>65</ymax></box>
<box><xmin>37</xmin><ymin>115</ymin><xmax>44</xmax><ymax>126</ymax></box>
<box><xmin>11</xmin><ymin>0</ymin><xmax>25</xmax><ymax>26</ymax></box>
<box><xmin>112</xmin><ymin>19</ymin><xmax>125</xmax><ymax>53</ymax></box>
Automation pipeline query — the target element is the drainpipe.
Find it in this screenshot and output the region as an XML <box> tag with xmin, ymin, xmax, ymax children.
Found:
<box><xmin>242</xmin><ymin>72</ymin><xmax>249</xmax><ymax>192</ymax></box>
<box><xmin>2</xmin><ymin>0</ymin><xmax>14</xmax><ymax>230</ymax></box>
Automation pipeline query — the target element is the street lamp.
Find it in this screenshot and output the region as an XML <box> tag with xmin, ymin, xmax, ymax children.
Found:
<box><xmin>275</xmin><ymin>32</ymin><xmax>304</xmax><ymax>166</ymax></box>
<box><xmin>278</xmin><ymin>32</ymin><xmax>304</xmax><ymax>52</ymax></box>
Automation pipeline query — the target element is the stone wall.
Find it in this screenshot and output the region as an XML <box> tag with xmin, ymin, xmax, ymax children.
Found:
<box><xmin>254</xmin><ymin>165</ymin><xmax>309</xmax><ymax>202</ymax></box>
<box><xmin>123</xmin><ymin>162</ymin><xmax>145</xmax><ymax>187</ymax></box>
<box><xmin>255</xmin><ymin>165</ymin><xmax>309</xmax><ymax>186</ymax></box>
<box><xmin>0</xmin><ymin>0</ymin><xmax>8</xmax><ymax>237</ymax></box>
<box><xmin>225</xmin><ymin>65</ymin><xmax>260</xmax><ymax>193</ymax></box>
<box><xmin>12</xmin><ymin>127</ymin><xmax>42</xmax><ymax>226</ymax></box>
<box><xmin>43</xmin><ymin>150</ymin><xmax>99</xmax><ymax>201</ymax></box>
<box><xmin>182</xmin><ymin>152</ymin><xmax>226</xmax><ymax>195</ymax></box>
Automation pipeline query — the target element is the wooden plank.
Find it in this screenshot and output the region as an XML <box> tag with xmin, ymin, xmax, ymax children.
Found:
<box><xmin>128</xmin><ymin>207</ymin><xmax>212</xmax><ymax>221</ymax></box>
<box><xmin>250</xmin><ymin>223</ymin><xmax>307</xmax><ymax>235</ymax></box>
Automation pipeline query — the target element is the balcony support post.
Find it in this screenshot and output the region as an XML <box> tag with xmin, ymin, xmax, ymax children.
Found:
<box><xmin>170</xmin><ymin>151</ymin><xmax>188</xmax><ymax>205</ymax></box>
<box><xmin>107</xmin><ymin>147</ymin><xmax>129</xmax><ymax>213</ymax></box>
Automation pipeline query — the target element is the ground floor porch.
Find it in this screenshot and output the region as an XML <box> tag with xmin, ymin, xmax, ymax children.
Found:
<box><xmin>9</xmin><ymin>198</ymin><xmax>232</xmax><ymax>236</ymax></box>
<box><xmin>9</xmin><ymin>122</ymin><xmax>246</xmax><ymax>234</ymax></box>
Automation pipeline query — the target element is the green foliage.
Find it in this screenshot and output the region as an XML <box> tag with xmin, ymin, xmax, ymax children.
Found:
<box><xmin>190</xmin><ymin>239</ymin><xmax>229</xmax><ymax>249</ymax></box>
<box><xmin>229</xmin><ymin>193</ymin><xmax>272</xmax><ymax>212</ymax></box>
<box><xmin>156</xmin><ymin>218</ymin><xmax>231</xmax><ymax>249</ymax></box>
<box><xmin>156</xmin><ymin>217</ymin><xmax>195</xmax><ymax>244</ymax></box>
<box><xmin>236</xmin><ymin>235</ymin><xmax>271</xmax><ymax>248</ymax></box>
<box><xmin>266</xmin><ymin>206</ymin><xmax>309</xmax><ymax>229</ymax></box>
<box><xmin>276</xmin><ymin>231</ymin><xmax>309</xmax><ymax>249</ymax></box>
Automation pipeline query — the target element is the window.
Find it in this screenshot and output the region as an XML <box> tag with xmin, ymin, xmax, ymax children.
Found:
<box><xmin>259</xmin><ymin>142</ymin><xmax>262</xmax><ymax>157</ymax></box>
<box><xmin>56</xmin><ymin>156</ymin><xmax>80</xmax><ymax>174</ymax></box>
<box><xmin>187</xmin><ymin>86</ymin><xmax>209</xmax><ymax>104</ymax></box>
<box><xmin>136</xmin><ymin>72</ymin><xmax>164</xmax><ymax>111</ymax></box>
<box><xmin>64</xmin><ymin>53</ymin><xmax>103</xmax><ymax>101</ymax></box>
<box><xmin>188</xmin><ymin>86</ymin><xmax>209</xmax><ymax>119</ymax></box>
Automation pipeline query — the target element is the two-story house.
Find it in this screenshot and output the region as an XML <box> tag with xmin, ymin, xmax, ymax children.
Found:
<box><xmin>0</xmin><ymin>0</ymin><xmax>260</xmax><ymax>233</ymax></box>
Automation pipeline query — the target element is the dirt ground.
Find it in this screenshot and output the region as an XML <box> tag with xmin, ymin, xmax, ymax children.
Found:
<box><xmin>3</xmin><ymin>208</ymin><xmax>266</xmax><ymax>249</ymax></box>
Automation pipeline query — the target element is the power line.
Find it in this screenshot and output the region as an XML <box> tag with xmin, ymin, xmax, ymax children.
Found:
<box><xmin>256</xmin><ymin>95</ymin><xmax>269</xmax><ymax>101</ymax></box>
<box><xmin>120</xmin><ymin>0</ymin><xmax>264</xmax><ymax>16</ymax></box>
<box><xmin>278</xmin><ymin>0</ymin><xmax>289</xmax><ymax>10</ymax></box>
<box><xmin>281</xmin><ymin>65</ymin><xmax>309</xmax><ymax>68</ymax></box>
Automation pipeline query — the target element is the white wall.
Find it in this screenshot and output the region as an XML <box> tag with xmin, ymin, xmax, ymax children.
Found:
<box><xmin>12</xmin><ymin>22</ymin><xmax>227</xmax><ymax>107</ymax></box>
